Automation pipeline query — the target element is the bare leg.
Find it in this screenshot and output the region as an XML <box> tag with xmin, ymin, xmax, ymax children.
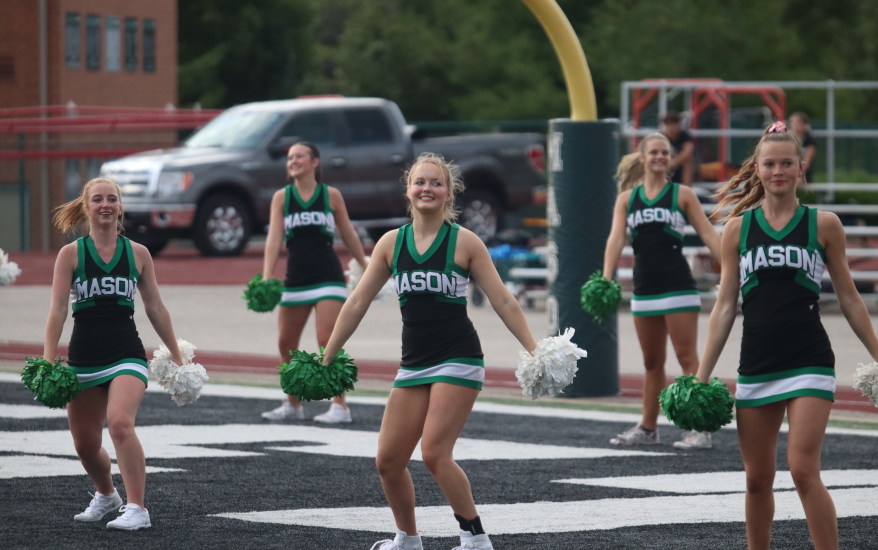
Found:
<box><xmin>665</xmin><ymin>311</ymin><xmax>700</xmax><ymax>376</ymax></box>
<box><xmin>376</xmin><ymin>386</ymin><xmax>431</xmax><ymax>535</ymax></box>
<box><xmin>420</xmin><ymin>383</ymin><xmax>481</xmax><ymax>520</ymax></box>
<box><xmin>786</xmin><ymin>397</ymin><xmax>837</xmax><ymax>550</ymax></box>
<box><xmin>737</xmin><ymin>401</ymin><xmax>786</xmax><ymax>550</ymax></box>
<box><xmin>106</xmin><ymin>375</ymin><xmax>146</xmax><ymax>506</ymax></box>
<box><xmin>633</xmin><ymin>315</ymin><xmax>668</xmax><ymax>430</ymax></box>
<box><xmin>314</xmin><ymin>299</ymin><xmax>347</xmax><ymax>408</ymax></box>
<box><xmin>278</xmin><ymin>304</ymin><xmax>313</xmax><ymax>408</ymax></box>
<box><xmin>67</xmin><ymin>386</ymin><xmax>113</xmax><ymax>495</ymax></box>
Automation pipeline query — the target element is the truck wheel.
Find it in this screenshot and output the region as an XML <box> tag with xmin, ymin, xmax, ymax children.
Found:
<box><xmin>460</xmin><ymin>189</ymin><xmax>503</xmax><ymax>242</ymax></box>
<box><xmin>193</xmin><ymin>194</ymin><xmax>252</xmax><ymax>256</ymax></box>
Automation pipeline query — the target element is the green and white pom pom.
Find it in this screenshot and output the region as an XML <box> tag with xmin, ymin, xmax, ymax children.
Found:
<box><xmin>580</xmin><ymin>270</ymin><xmax>621</xmax><ymax>322</ymax></box>
<box><xmin>278</xmin><ymin>348</ymin><xmax>358</xmax><ymax>402</ymax></box>
<box><xmin>21</xmin><ymin>357</ymin><xmax>83</xmax><ymax>409</ymax></box>
<box><xmin>243</xmin><ymin>273</ymin><xmax>283</xmax><ymax>312</ymax></box>
<box><xmin>853</xmin><ymin>361</ymin><xmax>878</xmax><ymax>407</ymax></box>
<box><xmin>659</xmin><ymin>375</ymin><xmax>734</xmax><ymax>433</ymax></box>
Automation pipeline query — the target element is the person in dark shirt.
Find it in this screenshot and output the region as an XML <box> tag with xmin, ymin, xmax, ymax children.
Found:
<box><xmin>662</xmin><ymin>111</ymin><xmax>695</xmax><ymax>186</ymax></box>
<box><xmin>790</xmin><ymin>111</ymin><xmax>817</xmax><ymax>184</ymax></box>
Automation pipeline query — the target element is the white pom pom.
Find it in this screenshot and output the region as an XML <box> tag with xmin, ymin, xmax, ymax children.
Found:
<box><xmin>515</xmin><ymin>328</ymin><xmax>587</xmax><ymax>400</ymax></box>
<box><xmin>853</xmin><ymin>361</ymin><xmax>878</xmax><ymax>407</ymax></box>
<box><xmin>0</xmin><ymin>249</ymin><xmax>21</xmax><ymax>286</ymax></box>
<box><xmin>149</xmin><ymin>338</ymin><xmax>196</xmax><ymax>387</ymax></box>
<box><xmin>167</xmin><ymin>362</ymin><xmax>209</xmax><ymax>406</ymax></box>
<box><xmin>346</xmin><ymin>257</ymin><xmax>367</xmax><ymax>292</ymax></box>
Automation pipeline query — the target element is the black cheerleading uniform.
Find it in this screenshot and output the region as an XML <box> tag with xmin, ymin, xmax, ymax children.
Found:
<box><xmin>735</xmin><ymin>206</ymin><xmax>835</xmax><ymax>408</ymax></box>
<box><xmin>67</xmin><ymin>236</ymin><xmax>148</xmax><ymax>388</ymax></box>
<box><xmin>626</xmin><ymin>183</ymin><xmax>700</xmax><ymax>316</ymax></box>
<box><xmin>279</xmin><ymin>183</ymin><xmax>347</xmax><ymax>306</ymax></box>
<box><xmin>391</xmin><ymin>222</ymin><xmax>484</xmax><ymax>389</ymax></box>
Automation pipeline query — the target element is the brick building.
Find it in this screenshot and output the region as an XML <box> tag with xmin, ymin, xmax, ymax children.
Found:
<box><xmin>0</xmin><ymin>0</ymin><xmax>178</xmax><ymax>251</ymax></box>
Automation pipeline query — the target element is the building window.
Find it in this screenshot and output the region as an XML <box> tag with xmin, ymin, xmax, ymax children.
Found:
<box><xmin>143</xmin><ymin>20</ymin><xmax>156</xmax><ymax>72</ymax></box>
<box><xmin>105</xmin><ymin>17</ymin><xmax>120</xmax><ymax>72</ymax></box>
<box><xmin>86</xmin><ymin>15</ymin><xmax>101</xmax><ymax>70</ymax></box>
<box><xmin>124</xmin><ymin>18</ymin><xmax>137</xmax><ymax>72</ymax></box>
<box><xmin>65</xmin><ymin>13</ymin><xmax>81</xmax><ymax>69</ymax></box>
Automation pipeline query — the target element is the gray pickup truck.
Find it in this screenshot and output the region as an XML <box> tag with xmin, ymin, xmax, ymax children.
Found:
<box><xmin>100</xmin><ymin>97</ymin><xmax>545</xmax><ymax>256</ymax></box>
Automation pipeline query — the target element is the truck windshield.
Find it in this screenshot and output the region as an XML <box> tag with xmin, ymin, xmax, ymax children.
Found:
<box><xmin>184</xmin><ymin>110</ymin><xmax>282</xmax><ymax>149</ymax></box>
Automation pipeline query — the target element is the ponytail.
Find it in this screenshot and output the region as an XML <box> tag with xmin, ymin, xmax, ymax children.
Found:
<box><xmin>52</xmin><ymin>177</ymin><xmax>125</xmax><ymax>235</ymax></box>
<box><xmin>616</xmin><ymin>133</ymin><xmax>671</xmax><ymax>194</ymax></box>
<box><xmin>714</xmin><ymin>122</ymin><xmax>802</xmax><ymax>221</ymax></box>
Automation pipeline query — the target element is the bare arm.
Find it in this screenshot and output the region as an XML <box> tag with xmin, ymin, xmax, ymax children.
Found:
<box><xmin>601</xmin><ymin>192</ymin><xmax>630</xmax><ymax>280</ymax></box>
<box><xmin>819</xmin><ymin>211</ymin><xmax>878</xmax><ymax>361</ymax></box>
<box><xmin>134</xmin><ymin>243</ymin><xmax>184</xmax><ymax>365</ymax></box>
<box><xmin>328</xmin><ymin>186</ymin><xmax>367</xmax><ymax>270</ymax></box>
<box><xmin>321</xmin><ymin>230</ymin><xmax>396</xmax><ymax>363</ymax></box>
<box><xmin>461</xmin><ymin>229</ymin><xmax>537</xmax><ymax>353</ymax></box>
<box><xmin>696</xmin><ymin>217</ymin><xmax>741</xmax><ymax>382</ymax></box>
<box><xmin>803</xmin><ymin>144</ymin><xmax>817</xmax><ymax>172</ymax></box>
<box><xmin>679</xmin><ymin>185</ymin><xmax>722</xmax><ymax>262</ymax></box>
<box><xmin>262</xmin><ymin>189</ymin><xmax>285</xmax><ymax>278</ymax></box>
<box><xmin>43</xmin><ymin>244</ymin><xmax>77</xmax><ymax>361</ymax></box>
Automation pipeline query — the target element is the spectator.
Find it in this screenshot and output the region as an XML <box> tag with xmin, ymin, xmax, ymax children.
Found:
<box><xmin>789</xmin><ymin>111</ymin><xmax>817</xmax><ymax>184</ymax></box>
<box><xmin>662</xmin><ymin>111</ymin><xmax>695</xmax><ymax>186</ymax></box>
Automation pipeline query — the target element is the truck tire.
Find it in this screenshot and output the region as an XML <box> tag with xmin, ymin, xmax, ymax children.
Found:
<box><xmin>193</xmin><ymin>193</ymin><xmax>252</xmax><ymax>256</ymax></box>
<box><xmin>460</xmin><ymin>189</ymin><xmax>503</xmax><ymax>242</ymax></box>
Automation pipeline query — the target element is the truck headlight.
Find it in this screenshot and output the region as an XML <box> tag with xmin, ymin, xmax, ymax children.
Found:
<box><xmin>156</xmin><ymin>172</ymin><xmax>194</xmax><ymax>197</ymax></box>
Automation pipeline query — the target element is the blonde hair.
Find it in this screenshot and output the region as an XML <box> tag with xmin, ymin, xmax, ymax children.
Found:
<box><xmin>403</xmin><ymin>152</ymin><xmax>465</xmax><ymax>223</ymax></box>
<box><xmin>714</xmin><ymin>124</ymin><xmax>803</xmax><ymax>220</ymax></box>
<box><xmin>616</xmin><ymin>133</ymin><xmax>672</xmax><ymax>193</ymax></box>
<box><xmin>53</xmin><ymin>177</ymin><xmax>125</xmax><ymax>235</ymax></box>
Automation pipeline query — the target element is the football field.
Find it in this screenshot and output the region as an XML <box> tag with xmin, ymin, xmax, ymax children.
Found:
<box><xmin>2</xmin><ymin>373</ymin><xmax>877</xmax><ymax>550</ymax></box>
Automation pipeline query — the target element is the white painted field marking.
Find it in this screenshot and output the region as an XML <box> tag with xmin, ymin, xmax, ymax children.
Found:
<box><xmin>0</xmin><ymin>454</ymin><xmax>183</xmax><ymax>479</ymax></box>
<box><xmin>0</xmin><ymin>424</ymin><xmax>669</xmax><ymax>462</ymax></box>
<box><xmin>553</xmin><ymin>469</ymin><xmax>878</xmax><ymax>493</ymax></box>
<box><xmin>215</xmin><ymin>487</ymin><xmax>878</xmax><ymax>536</ymax></box>
<box><xmin>0</xmin><ymin>404</ymin><xmax>68</xmax><ymax>419</ymax></box>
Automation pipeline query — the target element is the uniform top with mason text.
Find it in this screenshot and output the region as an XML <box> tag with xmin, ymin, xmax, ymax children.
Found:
<box><xmin>70</xmin><ymin>236</ymin><xmax>139</xmax><ymax>319</ymax></box>
<box><xmin>284</xmin><ymin>183</ymin><xmax>336</xmax><ymax>248</ymax></box>
<box><xmin>626</xmin><ymin>182</ymin><xmax>688</xmax><ymax>256</ymax></box>
<box><xmin>738</xmin><ymin>205</ymin><xmax>826</xmax><ymax>326</ymax></box>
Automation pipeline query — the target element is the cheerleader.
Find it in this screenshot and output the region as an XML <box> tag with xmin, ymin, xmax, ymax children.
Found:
<box><xmin>697</xmin><ymin>121</ymin><xmax>878</xmax><ymax>550</ymax></box>
<box><xmin>45</xmin><ymin>177</ymin><xmax>185</xmax><ymax>530</ymax></box>
<box><xmin>321</xmin><ymin>153</ymin><xmax>537</xmax><ymax>550</ymax></box>
<box><xmin>260</xmin><ymin>142</ymin><xmax>368</xmax><ymax>422</ymax></box>
<box><xmin>602</xmin><ymin>133</ymin><xmax>722</xmax><ymax>448</ymax></box>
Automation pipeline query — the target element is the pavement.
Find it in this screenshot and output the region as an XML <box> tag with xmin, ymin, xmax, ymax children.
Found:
<box><xmin>2</xmin><ymin>246</ymin><xmax>877</xmax><ymax>421</ymax></box>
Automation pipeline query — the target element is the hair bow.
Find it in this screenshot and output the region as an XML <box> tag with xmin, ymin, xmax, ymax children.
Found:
<box><xmin>767</xmin><ymin>121</ymin><xmax>787</xmax><ymax>133</ymax></box>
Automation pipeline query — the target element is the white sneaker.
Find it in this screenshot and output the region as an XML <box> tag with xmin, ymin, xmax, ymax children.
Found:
<box><xmin>314</xmin><ymin>403</ymin><xmax>352</xmax><ymax>424</ymax></box>
<box><xmin>73</xmin><ymin>490</ymin><xmax>123</xmax><ymax>522</ymax></box>
<box><xmin>370</xmin><ymin>529</ymin><xmax>423</xmax><ymax>550</ymax></box>
<box><xmin>261</xmin><ymin>401</ymin><xmax>305</xmax><ymax>420</ymax></box>
<box><xmin>106</xmin><ymin>503</ymin><xmax>151</xmax><ymax>530</ymax></box>
<box><xmin>673</xmin><ymin>430</ymin><xmax>713</xmax><ymax>450</ymax></box>
<box><xmin>609</xmin><ymin>424</ymin><xmax>660</xmax><ymax>446</ymax></box>
<box><xmin>454</xmin><ymin>531</ymin><xmax>494</xmax><ymax>549</ymax></box>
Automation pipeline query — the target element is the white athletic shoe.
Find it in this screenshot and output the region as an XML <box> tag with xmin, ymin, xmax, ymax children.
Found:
<box><xmin>609</xmin><ymin>424</ymin><xmax>660</xmax><ymax>446</ymax></box>
<box><xmin>454</xmin><ymin>531</ymin><xmax>494</xmax><ymax>549</ymax></box>
<box><xmin>313</xmin><ymin>403</ymin><xmax>352</xmax><ymax>424</ymax></box>
<box><xmin>73</xmin><ymin>490</ymin><xmax>123</xmax><ymax>522</ymax></box>
<box><xmin>370</xmin><ymin>529</ymin><xmax>423</xmax><ymax>550</ymax></box>
<box><xmin>261</xmin><ymin>401</ymin><xmax>305</xmax><ymax>420</ymax></box>
<box><xmin>673</xmin><ymin>430</ymin><xmax>713</xmax><ymax>450</ymax></box>
<box><xmin>106</xmin><ymin>503</ymin><xmax>151</xmax><ymax>530</ymax></box>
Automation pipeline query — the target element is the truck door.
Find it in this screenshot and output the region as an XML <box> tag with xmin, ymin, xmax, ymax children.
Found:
<box><xmin>339</xmin><ymin>108</ymin><xmax>409</xmax><ymax>220</ymax></box>
<box><xmin>256</xmin><ymin>110</ymin><xmax>349</xmax><ymax>222</ymax></box>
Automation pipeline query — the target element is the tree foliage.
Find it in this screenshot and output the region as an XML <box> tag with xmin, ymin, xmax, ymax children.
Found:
<box><xmin>178</xmin><ymin>0</ymin><xmax>878</xmax><ymax>121</ymax></box>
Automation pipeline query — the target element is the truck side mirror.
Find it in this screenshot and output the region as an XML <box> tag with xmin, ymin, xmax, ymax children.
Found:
<box><xmin>268</xmin><ymin>136</ymin><xmax>302</xmax><ymax>158</ymax></box>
